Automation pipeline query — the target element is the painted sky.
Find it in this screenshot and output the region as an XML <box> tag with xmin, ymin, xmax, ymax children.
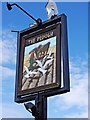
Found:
<box><xmin>25</xmin><ymin>36</ymin><xmax>56</xmax><ymax>55</ymax></box>
<box><xmin>0</xmin><ymin>1</ymin><xmax>88</xmax><ymax>119</ymax></box>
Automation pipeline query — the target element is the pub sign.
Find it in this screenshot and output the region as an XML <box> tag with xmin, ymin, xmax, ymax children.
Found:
<box><xmin>15</xmin><ymin>14</ymin><xmax>70</xmax><ymax>103</ymax></box>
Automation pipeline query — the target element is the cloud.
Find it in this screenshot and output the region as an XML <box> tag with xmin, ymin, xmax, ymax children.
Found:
<box><xmin>64</xmin><ymin>110</ymin><xmax>88</xmax><ymax>118</ymax></box>
<box><xmin>0</xmin><ymin>30</ymin><xmax>17</xmax><ymax>65</ymax></box>
<box><xmin>2</xmin><ymin>102</ymin><xmax>33</xmax><ymax>118</ymax></box>
<box><xmin>0</xmin><ymin>66</ymin><xmax>15</xmax><ymax>103</ymax></box>
<box><xmin>0</xmin><ymin>66</ymin><xmax>15</xmax><ymax>79</ymax></box>
<box><xmin>48</xmin><ymin>58</ymin><xmax>88</xmax><ymax>118</ymax></box>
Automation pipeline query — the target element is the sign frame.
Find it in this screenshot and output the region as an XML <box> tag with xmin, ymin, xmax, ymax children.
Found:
<box><xmin>15</xmin><ymin>14</ymin><xmax>70</xmax><ymax>103</ymax></box>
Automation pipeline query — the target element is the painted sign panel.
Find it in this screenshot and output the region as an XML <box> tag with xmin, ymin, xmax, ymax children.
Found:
<box><xmin>17</xmin><ymin>23</ymin><xmax>61</xmax><ymax>96</ymax></box>
<box><xmin>22</xmin><ymin>36</ymin><xmax>56</xmax><ymax>91</ymax></box>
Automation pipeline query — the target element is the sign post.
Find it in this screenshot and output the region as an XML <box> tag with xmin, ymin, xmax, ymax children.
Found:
<box><xmin>35</xmin><ymin>93</ymin><xmax>47</xmax><ymax>120</ymax></box>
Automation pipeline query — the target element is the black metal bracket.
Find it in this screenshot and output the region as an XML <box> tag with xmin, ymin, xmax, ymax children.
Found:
<box><xmin>11</xmin><ymin>30</ymin><xmax>19</xmax><ymax>33</ymax></box>
<box><xmin>7</xmin><ymin>2</ymin><xmax>42</xmax><ymax>25</ymax></box>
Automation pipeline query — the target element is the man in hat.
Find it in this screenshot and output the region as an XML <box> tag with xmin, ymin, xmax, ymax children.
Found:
<box><xmin>29</xmin><ymin>50</ymin><xmax>37</xmax><ymax>70</ymax></box>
